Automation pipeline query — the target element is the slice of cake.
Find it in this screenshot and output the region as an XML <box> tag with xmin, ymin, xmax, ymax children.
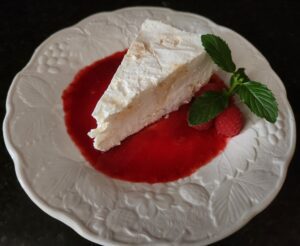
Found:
<box><xmin>88</xmin><ymin>20</ymin><xmax>214</xmax><ymax>151</ymax></box>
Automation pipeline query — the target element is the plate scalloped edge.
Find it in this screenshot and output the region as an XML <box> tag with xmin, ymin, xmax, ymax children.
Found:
<box><xmin>3</xmin><ymin>6</ymin><xmax>296</xmax><ymax>246</ymax></box>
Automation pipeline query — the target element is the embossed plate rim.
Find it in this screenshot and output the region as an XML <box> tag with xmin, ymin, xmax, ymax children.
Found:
<box><xmin>3</xmin><ymin>6</ymin><xmax>296</xmax><ymax>246</ymax></box>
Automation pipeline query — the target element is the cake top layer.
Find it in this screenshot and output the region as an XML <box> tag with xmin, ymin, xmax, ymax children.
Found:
<box><xmin>92</xmin><ymin>19</ymin><xmax>207</xmax><ymax>120</ymax></box>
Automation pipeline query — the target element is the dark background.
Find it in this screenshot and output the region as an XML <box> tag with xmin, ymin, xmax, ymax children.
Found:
<box><xmin>0</xmin><ymin>0</ymin><xmax>299</xmax><ymax>245</ymax></box>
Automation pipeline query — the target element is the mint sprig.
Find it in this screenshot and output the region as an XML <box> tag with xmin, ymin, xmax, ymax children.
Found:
<box><xmin>201</xmin><ymin>34</ymin><xmax>236</xmax><ymax>73</ymax></box>
<box><xmin>188</xmin><ymin>34</ymin><xmax>278</xmax><ymax>125</ymax></box>
<box><xmin>230</xmin><ymin>68</ymin><xmax>249</xmax><ymax>87</ymax></box>
<box><xmin>189</xmin><ymin>91</ymin><xmax>228</xmax><ymax>125</ymax></box>
<box><xmin>236</xmin><ymin>81</ymin><xmax>278</xmax><ymax>123</ymax></box>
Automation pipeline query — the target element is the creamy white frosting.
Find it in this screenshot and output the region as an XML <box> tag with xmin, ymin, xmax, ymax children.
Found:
<box><xmin>89</xmin><ymin>19</ymin><xmax>214</xmax><ymax>151</ymax></box>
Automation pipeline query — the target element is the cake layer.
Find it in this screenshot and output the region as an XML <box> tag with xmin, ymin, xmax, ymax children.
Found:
<box><xmin>88</xmin><ymin>20</ymin><xmax>214</xmax><ymax>151</ymax></box>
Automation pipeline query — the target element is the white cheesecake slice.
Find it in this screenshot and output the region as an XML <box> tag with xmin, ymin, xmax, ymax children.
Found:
<box><xmin>88</xmin><ymin>20</ymin><xmax>214</xmax><ymax>151</ymax></box>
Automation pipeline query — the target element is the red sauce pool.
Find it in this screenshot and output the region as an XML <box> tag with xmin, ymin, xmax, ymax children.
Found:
<box><xmin>62</xmin><ymin>50</ymin><xmax>228</xmax><ymax>183</ymax></box>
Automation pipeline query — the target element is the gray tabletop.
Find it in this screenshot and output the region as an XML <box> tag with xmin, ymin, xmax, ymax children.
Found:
<box><xmin>1</xmin><ymin>0</ymin><xmax>299</xmax><ymax>245</ymax></box>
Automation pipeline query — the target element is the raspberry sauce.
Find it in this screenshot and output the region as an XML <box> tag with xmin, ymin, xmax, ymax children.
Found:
<box><xmin>62</xmin><ymin>50</ymin><xmax>228</xmax><ymax>183</ymax></box>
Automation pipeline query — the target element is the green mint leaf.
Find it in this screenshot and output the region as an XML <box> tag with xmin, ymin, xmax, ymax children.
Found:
<box><xmin>230</xmin><ymin>68</ymin><xmax>249</xmax><ymax>86</ymax></box>
<box><xmin>201</xmin><ymin>34</ymin><xmax>236</xmax><ymax>73</ymax></box>
<box><xmin>236</xmin><ymin>81</ymin><xmax>278</xmax><ymax>123</ymax></box>
<box><xmin>188</xmin><ymin>91</ymin><xmax>229</xmax><ymax>125</ymax></box>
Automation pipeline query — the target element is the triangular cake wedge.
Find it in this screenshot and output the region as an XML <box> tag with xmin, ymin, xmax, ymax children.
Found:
<box><xmin>88</xmin><ymin>20</ymin><xmax>215</xmax><ymax>151</ymax></box>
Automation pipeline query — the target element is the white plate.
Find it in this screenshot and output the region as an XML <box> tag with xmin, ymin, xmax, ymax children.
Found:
<box><xmin>3</xmin><ymin>7</ymin><xmax>296</xmax><ymax>246</ymax></box>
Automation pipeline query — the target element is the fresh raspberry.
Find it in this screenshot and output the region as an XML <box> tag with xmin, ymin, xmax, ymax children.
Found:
<box><xmin>191</xmin><ymin>120</ymin><xmax>214</xmax><ymax>131</ymax></box>
<box><xmin>215</xmin><ymin>105</ymin><xmax>244</xmax><ymax>137</ymax></box>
